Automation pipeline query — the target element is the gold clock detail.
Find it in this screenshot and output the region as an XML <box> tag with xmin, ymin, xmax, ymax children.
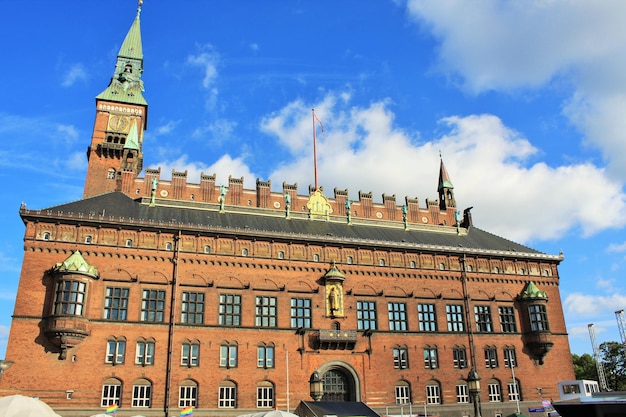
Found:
<box><xmin>108</xmin><ymin>115</ymin><xmax>130</xmax><ymax>132</ymax></box>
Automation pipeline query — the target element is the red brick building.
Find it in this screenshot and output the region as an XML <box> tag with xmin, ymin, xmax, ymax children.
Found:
<box><xmin>0</xmin><ymin>3</ymin><xmax>575</xmax><ymax>417</ymax></box>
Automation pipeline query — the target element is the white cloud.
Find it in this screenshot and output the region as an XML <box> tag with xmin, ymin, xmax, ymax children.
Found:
<box><xmin>260</xmin><ymin>93</ymin><xmax>626</xmax><ymax>243</ymax></box>
<box><xmin>61</xmin><ymin>63</ymin><xmax>87</xmax><ymax>87</ymax></box>
<box><xmin>187</xmin><ymin>44</ymin><xmax>220</xmax><ymax>109</ymax></box>
<box><xmin>564</xmin><ymin>292</ymin><xmax>626</xmax><ymax>315</ymax></box>
<box><xmin>608</xmin><ymin>241</ymin><xmax>626</xmax><ymax>253</ymax></box>
<box><xmin>150</xmin><ymin>154</ymin><xmax>256</xmax><ymax>188</ymax></box>
<box><xmin>405</xmin><ymin>0</ymin><xmax>626</xmax><ymax>180</ymax></box>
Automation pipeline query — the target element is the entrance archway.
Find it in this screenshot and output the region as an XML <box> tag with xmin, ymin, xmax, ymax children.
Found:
<box><xmin>316</xmin><ymin>361</ymin><xmax>361</xmax><ymax>402</ymax></box>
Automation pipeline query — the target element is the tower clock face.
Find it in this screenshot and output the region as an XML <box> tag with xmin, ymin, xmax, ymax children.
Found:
<box><xmin>108</xmin><ymin>115</ymin><xmax>130</xmax><ymax>132</ymax></box>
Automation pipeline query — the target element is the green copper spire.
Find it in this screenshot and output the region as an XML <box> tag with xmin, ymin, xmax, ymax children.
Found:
<box><xmin>438</xmin><ymin>157</ymin><xmax>454</xmax><ymax>191</ymax></box>
<box><xmin>96</xmin><ymin>1</ymin><xmax>147</xmax><ymax>105</ymax></box>
<box><xmin>52</xmin><ymin>250</ymin><xmax>99</xmax><ymax>279</ymax></box>
<box><xmin>519</xmin><ymin>281</ymin><xmax>548</xmax><ymax>300</ymax></box>
<box><xmin>124</xmin><ymin>119</ymin><xmax>140</xmax><ymax>150</ymax></box>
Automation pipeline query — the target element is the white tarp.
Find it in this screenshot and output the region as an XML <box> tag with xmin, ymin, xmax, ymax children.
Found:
<box><xmin>0</xmin><ymin>395</ymin><xmax>62</xmax><ymax>417</ymax></box>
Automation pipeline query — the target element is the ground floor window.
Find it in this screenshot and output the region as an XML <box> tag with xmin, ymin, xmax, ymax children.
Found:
<box><xmin>395</xmin><ymin>382</ymin><xmax>411</xmax><ymax>404</ymax></box>
<box><xmin>257</xmin><ymin>384</ymin><xmax>274</xmax><ymax>408</ymax></box>
<box><xmin>456</xmin><ymin>383</ymin><xmax>469</xmax><ymax>403</ymax></box>
<box><xmin>219</xmin><ymin>383</ymin><xmax>237</xmax><ymax>408</ymax></box>
<box><xmin>179</xmin><ymin>381</ymin><xmax>197</xmax><ymax>408</ymax></box>
<box><xmin>101</xmin><ymin>379</ymin><xmax>121</xmax><ymax>407</ymax></box>
<box><xmin>132</xmin><ymin>380</ymin><xmax>152</xmax><ymax>407</ymax></box>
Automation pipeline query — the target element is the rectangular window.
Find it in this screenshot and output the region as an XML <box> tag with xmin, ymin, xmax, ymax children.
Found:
<box><xmin>474</xmin><ymin>305</ymin><xmax>493</xmax><ymax>332</ymax></box>
<box><xmin>393</xmin><ymin>347</ymin><xmax>408</xmax><ymax>369</ymax></box>
<box><xmin>499</xmin><ymin>306</ymin><xmax>517</xmax><ymax>333</ymax></box>
<box><xmin>453</xmin><ymin>347</ymin><xmax>467</xmax><ymax>369</ymax></box>
<box><xmin>388</xmin><ymin>302</ymin><xmax>408</xmax><ymax>331</ymax></box>
<box><xmin>101</xmin><ymin>384</ymin><xmax>121</xmax><ymax>407</ymax></box>
<box><xmin>489</xmin><ymin>382</ymin><xmax>502</xmax><ymax>402</ymax></box>
<box><xmin>504</xmin><ymin>348</ymin><xmax>517</xmax><ymax>368</ymax></box>
<box><xmin>181</xmin><ymin>343</ymin><xmax>199</xmax><ymax>367</ymax></box>
<box><xmin>141</xmin><ymin>289</ymin><xmax>166</xmax><ymax>322</ymax></box>
<box><xmin>104</xmin><ymin>287</ymin><xmax>129</xmax><ymax>320</ymax></box>
<box><xmin>446</xmin><ymin>304</ymin><xmax>464</xmax><ymax>332</ymax></box>
<box><xmin>220</xmin><ymin>345</ymin><xmax>238</xmax><ymax>368</ymax></box>
<box><xmin>418</xmin><ymin>303</ymin><xmax>437</xmax><ymax>331</ymax></box>
<box><xmin>508</xmin><ymin>381</ymin><xmax>520</xmax><ymax>401</ymax></box>
<box><xmin>105</xmin><ymin>340</ymin><xmax>125</xmax><ymax>364</ymax></box>
<box><xmin>424</xmin><ymin>348</ymin><xmax>438</xmax><ymax>369</ymax></box>
<box><xmin>529</xmin><ymin>304</ymin><xmax>550</xmax><ymax>331</ymax></box>
<box><xmin>54</xmin><ymin>280</ymin><xmax>86</xmax><ymax>316</ymax></box>
<box><xmin>456</xmin><ymin>384</ymin><xmax>469</xmax><ymax>403</ymax></box>
<box><xmin>257</xmin><ymin>386</ymin><xmax>274</xmax><ymax>408</ymax></box>
<box><xmin>485</xmin><ymin>347</ymin><xmax>498</xmax><ymax>368</ymax></box>
<box><xmin>290</xmin><ymin>298</ymin><xmax>312</xmax><ymax>328</ymax></box>
<box><xmin>357</xmin><ymin>300</ymin><xmax>377</xmax><ymax>330</ymax></box>
<box><xmin>219</xmin><ymin>294</ymin><xmax>241</xmax><ymax>326</ymax></box>
<box><xmin>395</xmin><ymin>385</ymin><xmax>410</xmax><ymax>404</ymax></box>
<box><xmin>426</xmin><ymin>384</ymin><xmax>441</xmax><ymax>404</ymax></box>
<box><xmin>255</xmin><ymin>296</ymin><xmax>277</xmax><ymax>327</ymax></box>
<box><xmin>181</xmin><ymin>292</ymin><xmax>204</xmax><ymax>324</ymax></box>
<box><xmin>132</xmin><ymin>384</ymin><xmax>151</xmax><ymax>407</ymax></box>
<box><xmin>219</xmin><ymin>386</ymin><xmax>236</xmax><ymax>408</ymax></box>
<box><xmin>135</xmin><ymin>341</ymin><xmax>154</xmax><ymax>365</ymax></box>
<box><xmin>258</xmin><ymin>345</ymin><xmax>275</xmax><ymax>368</ymax></box>
<box><xmin>179</xmin><ymin>385</ymin><xmax>197</xmax><ymax>408</ymax></box>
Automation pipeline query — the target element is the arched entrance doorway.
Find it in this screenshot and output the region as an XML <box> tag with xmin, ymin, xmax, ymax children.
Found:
<box><xmin>316</xmin><ymin>361</ymin><xmax>360</xmax><ymax>402</ymax></box>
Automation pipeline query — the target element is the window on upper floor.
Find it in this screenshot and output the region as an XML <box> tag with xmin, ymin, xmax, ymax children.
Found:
<box><xmin>54</xmin><ymin>280</ymin><xmax>86</xmax><ymax>316</ymax></box>
<box><xmin>357</xmin><ymin>300</ymin><xmax>377</xmax><ymax>330</ymax></box>
<box><xmin>446</xmin><ymin>304</ymin><xmax>465</xmax><ymax>332</ymax></box>
<box><xmin>257</xmin><ymin>343</ymin><xmax>275</xmax><ymax>369</ymax></box>
<box><xmin>424</xmin><ymin>347</ymin><xmax>438</xmax><ymax>369</ymax></box>
<box><xmin>474</xmin><ymin>305</ymin><xmax>493</xmax><ymax>332</ymax></box>
<box><xmin>220</xmin><ymin>343</ymin><xmax>238</xmax><ymax>368</ymax></box>
<box><xmin>107</xmin><ymin>169</ymin><xmax>116</xmax><ymax>180</ymax></box>
<box><xmin>135</xmin><ymin>339</ymin><xmax>155</xmax><ymax>366</ymax></box>
<box><xmin>85</xmin><ymin>235</ymin><xmax>93</xmax><ymax>244</ymax></box>
<box><xmin>105</xmin><ymin>338</ymin><xmax>126</xmax><ymax>365</ymax></box>
<box><xmin>485</xmin><ymin>346</ymin><xmax>498</xmax><ymax>368</ymax></box>
<box><xmin>104</xmin><ymin>287</ymin><xmax>129</xmax><ymax>320</ymax></box>
<box><xmin>393</xmin><ymin>346</ymin><xmax>409</xmax><ymax>369</ymax></box>
<box><xmin>181</xmin><ymin>291</ymin><xmax>204</xmax><ymax>324</ymax></box>
<box><xmin>418</xmin><ymin>303</ymin><xmax>437</xmax><ymax>332</ymax></box>
<box><xmin>529</xmin><ymin>304</ymin><xmax>550</xmax><ymax>332</ymax></box>
<box><xmin>181</xmin><ymin>342</ymin><xmax>199</xmax><ymax>367</ymax></box>
<box><xmin>255</xmin><ymin>296</ymin><xmax>277</xmax><ymax>327</ymax></box>
<box><xmin>504</xmin><ymin>347</ymin><xmax>517</xmax><ymax>368</ymax></box>
<box><xmin>388</xmin><ymin>302</ymin><xmax>408</xmax><ymax>331</ymax></box>
<box><xmin>219</xmin><ymin>294</ymin><xmax>241</xmax><ymax>326</ymax></box>
<box><xmin>290</xmin><ymin>297</ymin><xmax>311</xmax><ymax>328</ymax></box>
<box><xmin>141</xmin><ymin>289</ymin><xmax>165</xmax><ymax>322</ymax></box>
<box><xmin>499</xmin><ymin>306</ymin><xmax>517</xmax><ymax>333</ymax></box>
<box><xmin>453</xmin><ymin>346</ymin><xmax>468</xmax><ymax>369</ymax></box>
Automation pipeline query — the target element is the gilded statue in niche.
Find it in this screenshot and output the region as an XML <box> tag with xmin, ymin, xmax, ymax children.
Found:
<box><xmin>325</xmin><ymin>283</ymin><xmax>344</xmax><ymax>317</ymax></box>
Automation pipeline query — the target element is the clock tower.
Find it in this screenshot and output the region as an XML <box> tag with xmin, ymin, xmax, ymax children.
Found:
<box><xmin>83</xmin><ymin>1</ymin><xmax>148</xmax><ymax>198</ymax></box>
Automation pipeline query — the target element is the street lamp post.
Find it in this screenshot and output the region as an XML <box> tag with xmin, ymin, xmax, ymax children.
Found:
<box><xmin>467</xmin><ymin>369</ymin><xmax>482</xmax><ymax>417</ymax></box>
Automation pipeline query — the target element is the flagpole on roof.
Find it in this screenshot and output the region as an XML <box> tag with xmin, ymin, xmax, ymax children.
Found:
<box><xmin>312</xmin><ymin>108</ymin><xmax>324</xmax><ymax>191</ymax></box>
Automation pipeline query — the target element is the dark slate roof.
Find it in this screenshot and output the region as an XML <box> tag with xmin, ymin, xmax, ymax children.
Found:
<box><xmin>296</xmin><ymin>401</ymin><xmax>381</xmax><ymax>417</ymax></box>
<box><xmin>27</xmin><ymin>191</ymin><xmax>558</xmax><ymax>260</ymax></box>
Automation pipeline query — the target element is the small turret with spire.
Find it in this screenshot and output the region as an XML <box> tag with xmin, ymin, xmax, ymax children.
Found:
<box><xmin>438</xmin><ymin>155</ymin><xmax>456</xmax><ymax>211</ymax></box>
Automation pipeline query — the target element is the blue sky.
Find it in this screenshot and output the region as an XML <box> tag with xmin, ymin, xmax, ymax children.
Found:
<box><xmin>1</xmin><ymin>0</ymin><xmax>626</xmax><ymax>359</ymax></box>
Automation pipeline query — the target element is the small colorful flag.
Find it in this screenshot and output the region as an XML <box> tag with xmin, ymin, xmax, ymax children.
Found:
<box><xmin>106</xmin><ymin>403</ymin><xmax>118</xmax><ymax>415</ymax></box>
<box><xmin>180</xmin><ymin>405</ymin><xmax>193</xmax><ymax>416</ymax></box>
